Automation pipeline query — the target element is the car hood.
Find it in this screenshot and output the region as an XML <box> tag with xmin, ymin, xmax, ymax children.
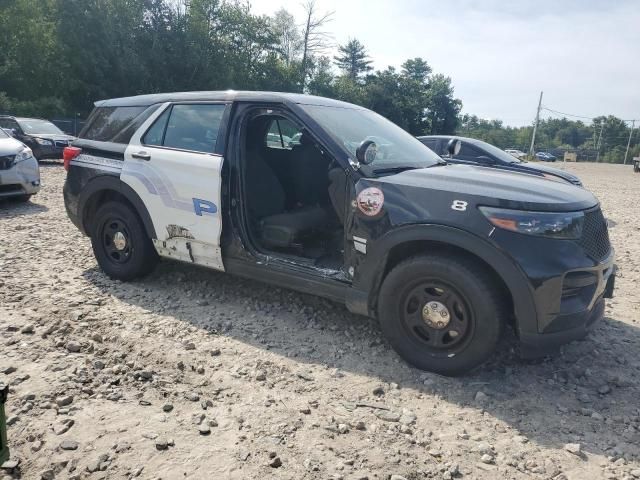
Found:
<box><xmin>26</xmin><ymin>133</ymin><xmax>76</xmax><ymax>141</ymax></box>
<box><xmin>521</xmin><ymin>162</ymin><xmax>581</xmax><ymax>182</ymax></box>
<box><xmin>0</xmin><ymin>136</ymin><xmax>27</xmax><ymax>156</ymax></box>
<box><xmin>375</xmin><ymin>164</ymin><xmax>597</xmax><ymax>212</ymax></box>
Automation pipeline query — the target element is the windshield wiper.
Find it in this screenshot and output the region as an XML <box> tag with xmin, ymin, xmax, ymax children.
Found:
<box><xmin>373</xmin><ymin>166</ymin><xmax>422</xmax><ymax>175</ymax></box>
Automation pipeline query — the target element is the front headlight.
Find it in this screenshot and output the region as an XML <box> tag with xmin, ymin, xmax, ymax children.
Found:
<box><xmin>480</xmin><ymin>206</ymin><xmax>584</xmax><ymax>239</ymax></box>
<box><xmin>34</xmin><ymin>137</ymin><xmax>53</xmax><ymax>146</ymax></box>
<box><xmin>14</xmin><ymin>148</ymin><xmax>34</xmax><ymax>163</ymax></box>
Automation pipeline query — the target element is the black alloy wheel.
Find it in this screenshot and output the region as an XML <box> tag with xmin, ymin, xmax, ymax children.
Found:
<box><xmin>400</xmin><ymin>280</ymin><xmax>474</xmax><ymax>355</ymax></box>
<box><xmin>91</xmin><ymin>201</ymin><xmax>158</xmax><ymax>281</ymax></box>
<box><xmin>100</xmin><ymin>216</ymin><xmax>132</xmax><ymax>265</ymax></box>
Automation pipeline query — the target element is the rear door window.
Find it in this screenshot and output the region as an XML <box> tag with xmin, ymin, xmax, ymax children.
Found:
<box><xmin>143</xmin><ymin>104</ymin><xmax>226</xmax><ymax>154</ymax></box>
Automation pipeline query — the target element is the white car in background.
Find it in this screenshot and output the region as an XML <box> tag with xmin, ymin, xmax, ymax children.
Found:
<box><xmin>505</xmin><ymin>149</ymin><xmax>527</xmax><ymax>159</ymax></box>
<box><xmin>0</xmin><ymin>127</ymin><xmax>40</xmax><ymax>202</ymax></box>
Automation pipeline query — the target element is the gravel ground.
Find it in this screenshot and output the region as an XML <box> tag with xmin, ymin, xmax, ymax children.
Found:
<box><xmin>1</xmin><ymin>162</ymin><xmax>639</xmax><ymax>480</ymax></box>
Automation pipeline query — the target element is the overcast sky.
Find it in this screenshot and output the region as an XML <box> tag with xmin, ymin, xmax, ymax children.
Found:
<box><xmin>250</xmin><ymin>0</ymin><xmax>640</xmax><ymax>126</ymax></box>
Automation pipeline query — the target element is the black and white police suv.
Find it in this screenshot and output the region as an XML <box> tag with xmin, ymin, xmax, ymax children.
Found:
<box><xmin>63</xmin><ymin>91</ymin><xmax>615</xmax><ymax>375</ymax></box>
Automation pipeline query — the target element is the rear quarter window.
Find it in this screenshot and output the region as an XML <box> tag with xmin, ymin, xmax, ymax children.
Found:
<box><xmin>80</xmin><ymin>106</ymin><xmax>154</xmax><ymax>143</ymax></box>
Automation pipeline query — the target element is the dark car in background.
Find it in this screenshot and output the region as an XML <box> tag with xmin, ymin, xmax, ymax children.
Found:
<box><xmin>535</xmin><ymin>151</ymin><xmax>557</xmax><ymax>162</ymax></box>
<box><xmin>0</xmin><ymin>116</ymin><xmax>76</xmax><ymax>160</ymax></box>
<box><xmin>418</xmin><ymin>135</ymin><xmax>582</xmax><ymax>186</ymax></box>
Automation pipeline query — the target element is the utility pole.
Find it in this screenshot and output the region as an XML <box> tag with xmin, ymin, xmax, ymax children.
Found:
<box><xmin>529</xmin><ymin>91</ymin><xmax>543</xmax><ymax>159</ymax></box>
<box><xmin>624</xmin><ymin>119</ymin><xmax>635</xmax><ymax>164</ymax></box>
<box><xmin>595</xmin><ymin>121</ymin><xmax>605</xmax><ymax>162</ymax></box>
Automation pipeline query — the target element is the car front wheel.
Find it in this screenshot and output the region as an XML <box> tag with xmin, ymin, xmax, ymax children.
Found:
<box><xmin>91</xmin><ymin>201</ymin><xmax>158</xmax><ymax>281</ymax></box>
<box><xmin>378</xmin><ymin>254</ymin><xmax>506</xmax><ymax>376</ymax></box>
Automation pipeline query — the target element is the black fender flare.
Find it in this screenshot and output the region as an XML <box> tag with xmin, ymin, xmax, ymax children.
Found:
<box><xmin>348</xmin><ymin>224</ymin><xmax>538</xmax><ymax>336</ymax></box>
<box><xmin>77</xmin><ymin>175</ymin><xmax>157</xmax><ymax>239</ymax></box>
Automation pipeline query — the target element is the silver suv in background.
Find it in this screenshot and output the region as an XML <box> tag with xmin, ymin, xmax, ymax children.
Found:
<box><xmin>0</xmin><ymin>127</ymin><xmax>40</xmax><ymax>202</ymax></box>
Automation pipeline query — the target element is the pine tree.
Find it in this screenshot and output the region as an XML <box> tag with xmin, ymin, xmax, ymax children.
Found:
<box><xmin>333</xmin><ymin>38</ymin><xmax>373</xmax><ymax>80</ymax></box>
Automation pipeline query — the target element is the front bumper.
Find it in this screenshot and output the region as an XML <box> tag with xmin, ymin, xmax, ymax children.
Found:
<box><xmin>0</xmin><ymin>157</ymin><xmax>40</xmax><ymax>198</ymax></box>
<box><xmin>520</xmin><ymin>268</ymin><xmax>615</xmax><ymax>358</ymax></box>
<box><xmin>491</xmin><ymin>228</ymin><xmax>615</xmax><ymax>358</ymax></box>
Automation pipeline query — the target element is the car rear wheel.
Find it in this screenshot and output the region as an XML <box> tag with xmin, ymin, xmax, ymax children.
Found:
<box><xmin>378</xmin><ymin>254</ymin><xmax>506</xmax><ymax>376</ymax></box>
<box><xmin>91</xmin><ymin>201</ymin><xmax>158</xmax><ymax>281</ymax></box>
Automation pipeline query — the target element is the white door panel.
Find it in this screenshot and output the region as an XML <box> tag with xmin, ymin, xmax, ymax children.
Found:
<box><xmin>121</xmin><ymin>102</ymin><xmax>225</xmax><ymax>271</ymax></box>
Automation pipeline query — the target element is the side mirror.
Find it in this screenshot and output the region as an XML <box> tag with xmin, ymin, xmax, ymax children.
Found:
<box><xmin>446</xmin><ymin>138</ymin><xmax>462</xmax><ymax>156</ymax></box>
<box><xmin>356</xmin><ymin>140</ymin><xmax>378</xmax><ymax>165</ymax></box>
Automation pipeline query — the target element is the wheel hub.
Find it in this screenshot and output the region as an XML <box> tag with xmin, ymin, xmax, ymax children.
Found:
<box><xmin>112</xmin><ymin>231</ymin><xmax>127</xmax><ymax>251</ymax></box>
<box><xmin>421</xmin><ymin>301</ymin><xmax>451</xmax><ymax>329</ymax></box>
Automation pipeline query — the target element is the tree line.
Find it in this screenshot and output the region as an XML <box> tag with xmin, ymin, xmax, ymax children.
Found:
<box><xmin>0</xmin><ymin>0</ymin><xmax>460</xmax><ymax>136</ymax></box>
<box><xmin>1</xmin><ymin>0</ymin><xmax>636</xmax><ymax>162</ymax></box>
<box><xmin>460</xmin><ymin>114</ymin><xmax>639</xmax><ymax>163</ymax></box>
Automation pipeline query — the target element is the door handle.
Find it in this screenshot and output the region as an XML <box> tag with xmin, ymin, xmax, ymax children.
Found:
<box><xmin>132</xmin><ymin>151</ymin><xmax>151</xmax><ymax>161</ymax></box>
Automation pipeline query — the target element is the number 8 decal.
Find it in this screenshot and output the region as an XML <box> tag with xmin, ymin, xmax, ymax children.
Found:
<box><xmin>451</xmin><ymin>200</ymin><xmax>468</xmax><ymax>211</ymax></box>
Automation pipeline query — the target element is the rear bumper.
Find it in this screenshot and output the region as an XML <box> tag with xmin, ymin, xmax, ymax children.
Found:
<box><xmin>33</xmin><ymin>144</ymin><xmax>65</xmax><ymax>160</ymax></box>
<box><xmin>63</xmin><ymin>179</ymin><xmax>84</xmax><ymax>233</ymax></box>
<box><xmin>0</xmin><ymin>157</ymin><xmax>40</xmax><ymax>198</ymax></box>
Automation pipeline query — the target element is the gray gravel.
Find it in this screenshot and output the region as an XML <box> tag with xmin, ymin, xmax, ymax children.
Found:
<box><xmin>1</xmin><ymin>162</ymin><xmax>640</xmax><ymax>479</ymax></box>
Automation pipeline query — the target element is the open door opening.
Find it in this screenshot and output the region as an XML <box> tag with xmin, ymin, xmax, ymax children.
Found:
<box><xmin>242</xmin><ymin>110</ymin><xmax>347</xmax><ymax>271</ymax></box>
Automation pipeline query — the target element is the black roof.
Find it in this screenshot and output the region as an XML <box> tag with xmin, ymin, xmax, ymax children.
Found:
<box><xmin>96</xmin><ymin>90</ymin><xmax>362</xmax><ymax>109</ymax></box>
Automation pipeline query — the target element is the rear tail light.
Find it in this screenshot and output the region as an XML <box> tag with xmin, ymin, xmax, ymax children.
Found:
<box><xmin>63</xmin><ymin>146</ymin><xmax>82</xmax><ymax>171</ymax></box>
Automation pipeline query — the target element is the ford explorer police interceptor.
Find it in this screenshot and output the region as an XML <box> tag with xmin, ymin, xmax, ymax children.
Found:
<box><xmin>63</xmin><ymin>91</ymin><xmax>615</xmax><ymax>376</ymax></box>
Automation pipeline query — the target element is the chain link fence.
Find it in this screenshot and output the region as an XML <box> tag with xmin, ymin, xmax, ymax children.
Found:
<box><xmin>50</xmin><ymin>118</ymin><xmax>86</xmax><ymax>136</ymax></box>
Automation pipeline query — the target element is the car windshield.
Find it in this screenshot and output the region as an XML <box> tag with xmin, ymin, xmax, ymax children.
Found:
<box><xmin>474</xmin><ymin>140</ymin><xmax>524</xmax><ymax>163</ymax></box>
<box><xmin>0</xmin><ymin>128</ymin><xmax>8</xmax><ymax>139</ymax></box>
<box><xmin>18</xmin><ymin>119</ymin><xmax>64</xmax><ymax>135</ymax></box>
<box><xmin>300</xmin><ymin>104</ymin><xmax>442</xmax><ymax>174</ymax></box>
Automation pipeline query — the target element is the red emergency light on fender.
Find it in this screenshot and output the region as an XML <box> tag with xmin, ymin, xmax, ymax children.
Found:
<box><xmin>63</xmin><ymin>146</ymin><xmax>82</xmax><ymax>171</ymax></box>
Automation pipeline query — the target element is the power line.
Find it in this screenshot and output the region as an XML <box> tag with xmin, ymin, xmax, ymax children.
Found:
<box><xmin>541</xmin><ymin>105</ymin><xmax>639</xmax><ymax>123</ymax></box>
<box><xmin>540</xmin><ymin>106</ymin><xmax>593</xmax><ymax>120</ymax></box>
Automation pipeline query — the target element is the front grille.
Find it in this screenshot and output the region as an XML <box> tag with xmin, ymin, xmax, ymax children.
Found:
<box><xmin>578</xmin><ymin>208</ymin><xmax>611</xmax><ymax>261</ymax></box>
<box><xmin>0</xmin><ymin>155</ymin><xmax>15</xmax><ymax>170</ymax></box>
<box><xmin>0</xmin><ymin>184</ymin><xmax>22</xmax><ymax>194</ymax></box>
<box><xmin>54</xmin><ymin>140</ymin><xmax>69</xmax><ymax>148</ymax></box>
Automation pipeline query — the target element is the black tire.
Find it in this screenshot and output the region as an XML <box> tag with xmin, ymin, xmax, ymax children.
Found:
<box><xmin>13</xmin><ymin>194</ymin><xmax>32</xmax><ymax>203</ymax></box>
<box><xmin>378</xmin><ymin>254</ymin><xmax>506</xmax><ymax>376</ymax></box>
<box><xmin>90</xmin><ymin>201</ymin><xmax>158</xmax><ymax>281</ymax></box>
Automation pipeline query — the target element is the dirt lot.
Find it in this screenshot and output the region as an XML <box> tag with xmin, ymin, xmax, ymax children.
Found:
<box><xmin>1</xmin><ymin>162</ymin><xmax>639</xmax><ymax>480</ymax></box>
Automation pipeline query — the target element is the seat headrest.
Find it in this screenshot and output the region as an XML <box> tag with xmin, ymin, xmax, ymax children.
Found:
<box><xmin>299</xmin><ymin>133</ymin><xmax>313</xmax><ymax>146</ymax></box>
